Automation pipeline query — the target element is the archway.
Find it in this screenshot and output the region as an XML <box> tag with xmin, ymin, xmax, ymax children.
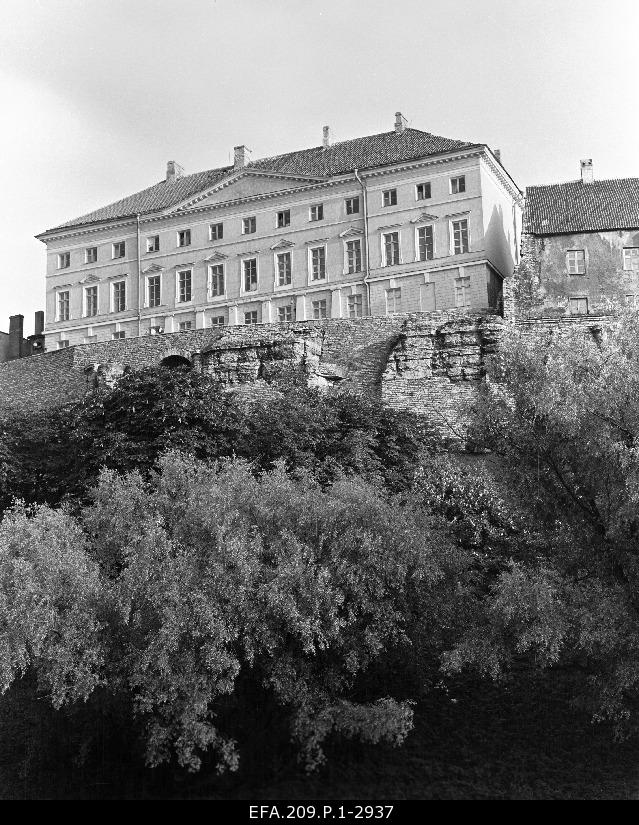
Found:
<box><xmin>159</xmin><ymin>354</ymin><xmax>192</xmax><ymax>369</ymax></box>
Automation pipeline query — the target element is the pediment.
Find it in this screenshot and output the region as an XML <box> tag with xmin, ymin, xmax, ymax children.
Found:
<box><xmin>79</xmin><ymin>273</ymin><xmax>100</xmax><ymax>284</ymax></box>
<box><xmin>270</xmin><ymin>238</ymin><xmax>295</xmax><ymax>250</ymax></box>
<box><xmin>204</xmin><ymin>251</ymin><xmax>229</xmax><ymax>262</ymax></box>
<box><xmin>339</xmin><ymin>227</ymin><xmax>364</xmax><ymax>238</ymax></box>
<box><xmin>142</xmin><ymin>264</ymin><xmax>163</xmax><ymax>274</ymax></box>
<box><xmin>410</xmin><ymin>212</ymin><xmax>439</xmax><ymax>224</ymax></box>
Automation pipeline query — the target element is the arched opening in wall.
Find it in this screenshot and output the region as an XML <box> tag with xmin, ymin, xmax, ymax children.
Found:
<box><xmin>159</xmin><ymin>355</ymin><xmax>192</xmax><ymax>369</ymax></box>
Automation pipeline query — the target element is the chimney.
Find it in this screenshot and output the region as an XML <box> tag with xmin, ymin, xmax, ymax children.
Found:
<box><xmin>166</xmin><ymin>161</ymin><xmax>184</xmax><ymax>182</ymax></box>
<box><xmin>494</xmin><ymin>148</ymin><xmax>502</xmax><ymax>163</ymax></box>
<box><xmin>8</xmin><ymin>314</ymin><xmax>23</xmax><ymax>360</ymax></box>
<box><xmin>234</xmin><ymin>145</ymin><xmax>251</xmax><ymax>169</ymax></box>
<box><xmin>34</xmin><ymin>310</ymin><xmax>44</xmax><ymax>336</ymax></box>
<box><xmin>322</xmin><ymin>126</ymin><xmax>331</xmax><ymax>148</ymax></box>
<box><xmin>580</xmin><ymin>158</ymin><xmax>594</xmax><ymax>184</ymax></box>
<box><xmin>394</xmin><ymin>112</ymin><xmax>408</xmax><ymax>134</ymax></box>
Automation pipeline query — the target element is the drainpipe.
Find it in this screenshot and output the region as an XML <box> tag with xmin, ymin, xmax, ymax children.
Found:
<box><xmin>354</xmin><ymin>168</ymin><xmax>371</xmax><ymax>314</ymax></box>
<box><xmin>136</xmin><ymin>213</ymin><xmax>141</xmax><ymax>337</ymax></box>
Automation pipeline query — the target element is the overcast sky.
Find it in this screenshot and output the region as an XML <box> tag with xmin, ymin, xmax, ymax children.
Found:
<box><xmin>1</xmin><ymin>0</ymin><xmax>638</xmax><ymax>334</ymax></box>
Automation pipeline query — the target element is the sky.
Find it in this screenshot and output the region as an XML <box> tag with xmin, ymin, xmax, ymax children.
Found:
<box><xmin>1</xmin><ymin>0</ymin><xmax>638</xmax><ymax>334</ymax></box>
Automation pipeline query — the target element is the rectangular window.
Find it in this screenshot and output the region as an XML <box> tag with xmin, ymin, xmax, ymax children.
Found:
<box><xmin>147</xmin><ymin>275</ymin><xmax>161</xmax><ymax>308</ymax></box>
<box><xmin>242</xmin><ymin>216</ymin><xmax>256</xmax><ymax>234</ymax></box>
<box><xmin>244</xmin><ymin>310</ymin><xmax>258</xmax><ymax>325</ymax></box>
<box><xmin>310</xmin><ymin>246</ymin><xmax>326</xmax><ymax>280</ymax></box>
<box><xmin>58</xmin><ymin>339</ymin><xmax>69</xmax><ymax>349</ymax></box>
<box><xmin>177</xmin><ymin>269</ymin><xmax>192</xmax><ymax>303</ymax></box>
<box><xmin>146</xmin><ymin>236</ymin><xmax>159</xmax><ymax>253</ymax></box>
<box><xmin>57</xmin><ymin>291</ymin><xmax>70</xmax><ymax>321</ymax></box>
<box><xmin>312</xmin><ymin>299</ymin><xmax>328</xmax><ymax>319</ymax></box>
<box><xmin>150</xmin><ymin>325</ymin><xmax>163</xmax><ymax>335</ymax></box>
<box><xmin>623</xmin><ymin>248</ymin><xmax>639</xmax><ymax>271</ymax></box>
<box><xmin>452</xmin><ymin>219</ymin><xmax>469</xmax><ymax>254</ymax></box>
<box><xmin>278</xmin><ymin>305</ymin><xmax>294</xmax><ymax>322</ymax></box>
<box><xmin>347</xmin><ymin>294</ymin><xmax>363</xmax><ymax>318</ymax></box>
<box><xmin>276</xmin><ymin>252</ymin><xmax>292</xmax><ymax>286</ymax></box>
<box><xmin>243</xmin><ymin>258</ymin><xmax>258</xmax><ymax>292</ymax></box>
<box><xmin>112</xmin><ymin>241</ymin><xmax>125</xmax><ymax>259</ymax></box>
<box><xmin>85</xmin><ymin>247</ymin><xmax>97</xmax><ymax>264</ymax></box>
<box><xmin>112</xmin><ymin>281</ymin><xmax>126</xmax><ymax>313</ymax></box>
<box><xmin>179</xmin><ymin>321</ymin><xmax>192</xmax><ymax>331</ymax></box>
<box><xmin>277</xmin><ymin>210</ymin><xmax>290</xmax><ymax>228</ymax></box>
<box><xmin>345</xmin><ymin>197</ymin><xmax>360</xmax><ymax>215</ymax></box>
<box><xmin>569</xmin><ymin>297</ymin><xmax>589</xmax><ymax>315</ymax></box>
<box><xmin>450</xmin><ymin>176</ymin><xmax>466</xmax><ymax>194</ymax></box>
<box><xmin>386</xmin><ymin>287</ymin><xmax>401</xmax><ymax>315</ymax></box>
<box><xmin>383</xmin><ymin>232</ymin><xmax>400</xmax><ymax>266</ymax></box>
<box><xmin>209</xmin><ymin>264</ymin><xmax>225</xmax><ymax>297</ymax></box>
<box><xmin>209</xmin><ymin>223</ymin><xmax>223</xmax><ymax>241</ymax></box>
<box><xmin>85</xmin><ymin>285</ymin><xmax>98</xmax><ymax>317</ymax></box>
<box><xmin>211</xmin><ymin>315</ymin><xmax>225</xmax><ymax>326</ymax></box>
<box><xmin>177</xmin><ymin>229</ymin><xmax>191</xmax><ymax>247</ymax></box>
<box><xmin>566</xmin><ymin>250</ymin><xmax>586</xmax><ymax>275</ymax></box>
<box><xmin>417</xmin><ymin>226</ymin><xmax>434</xmax><ymax>261</ymax></box>
<box><xmin>383</xmin><ymin>189</ymin><xmax>397</xmax><ymax>207</ymax></box>
<box><xmin>346</xmin><ymin>239</ymin><xmax>362</xmax><ymax>274</ymax></box>
<box><xmin>416</xmin><ymin>182</ymin><xmax>432</xmax><ymax>200</ymax></box>
<box><xmin>57</xmin><ymin>252</ymin><xmax>70</xmax><ymax>269</ymax></box>
<box><xmin>309</xmin><ymin>203</ymin><xmax>324</xmax><ymax>222</ymax></box>
<box><xmin>454</xmin><ymin>276</ymin><xmax>471</xmax><ymax>308</ymax></box>
<box><xmin>113</xmin><ymin>330</ymin><xmax>125</xmax><ymax>340</ymax></box>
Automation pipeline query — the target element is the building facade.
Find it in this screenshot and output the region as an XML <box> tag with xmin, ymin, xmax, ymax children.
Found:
<box><xmin>0</xmin><ymin>313</ymin><xmax>44</xmax><ymax>362</ymax></box>
<box><xmin>37</xmin><ymin>114</ymin><xmax>521</xmax><ymax>350</ymax></box>
<box><xmin>514</xmin><ymin>161</ymin><xmax>639</xmax><ymax>318</ymax></box>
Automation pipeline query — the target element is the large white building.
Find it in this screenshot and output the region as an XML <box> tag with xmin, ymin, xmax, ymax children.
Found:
<box><xmin>37</xmin><ymin>113</ymin><xmax>522</xmax><ymax>350</ymax></box>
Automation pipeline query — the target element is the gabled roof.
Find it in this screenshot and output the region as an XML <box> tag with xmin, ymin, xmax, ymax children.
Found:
<box><xmin>525</xmin><ymin>178</ymin><xmax>639</xmax><ymax>235</ymax></box>
<box><xmin>42</xmin><ymin>127</ymin><xmax>479</xmax><ymax>234</ymax></box>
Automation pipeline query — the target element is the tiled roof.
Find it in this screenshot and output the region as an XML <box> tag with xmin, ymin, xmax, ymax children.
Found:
<box><xmin>525</xmin><ymin>178</ymin><xmax>639</xmax><ymax>234</ymax></box>
<box><xmin>44</xmin><ymin>128</ymin><xmax>478</xmax><ymax>233</ymax></box>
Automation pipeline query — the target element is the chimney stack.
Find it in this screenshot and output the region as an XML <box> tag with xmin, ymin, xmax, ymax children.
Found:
<box><xmin>580</xmin><ymin>158</ymin><xmax>594</xmax><ymax>184</ymax></box>
<box><xmin>166</xmin><ymin>161</ymin><xmax>184</xmax><ymax>182</ymax></box>
<box><xmin>8</xmin><ymin>314</ymin><xmax>23</xmax><ymax>360</ymax></box>
<box><xmin>394</xmin><ymin>112</ymin><xmax>408</xmax><ymax>134</ymax></box>
<box><xmin>322</xmin><ymin>126</ymin><xmax>331</xmax><ymax>148</ymax></box>
<box><xmin>494</xmin><ymin>148</ymin><xmax>502</xmax><ymax>163</ymax></box>
<box><xmin>234</xmin><ymin>145</ymin><xmax>251</xmax><ymax>169</ymax></box>
<box><xmin>34</xmin><ymin>310</ymin><xmax>44</xmax><ymax>336</ymax></box>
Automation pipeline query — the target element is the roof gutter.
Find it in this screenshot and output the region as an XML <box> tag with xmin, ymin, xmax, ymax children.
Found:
<box><xmin>353</xmin><ymin>168</ymin><xmax>371</xmax><ymax>314</ymax></box>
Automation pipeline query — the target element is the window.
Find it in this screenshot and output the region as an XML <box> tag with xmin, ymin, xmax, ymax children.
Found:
<box><xmin>417</xmin><ymin>225</ymin><xmax>434</xmax><ymax>261</ymax></box>
<box><xmin>312</xmin><ymin>299</ymin><xmax>328</xmax><ymax>319</ymax></box>
<box><xmin>85</xmin><ymin>247</ymin><xmax>97</xmax><ymax>264</ymax></box>
<box><xmin>623</xmin><ymin>248</ymin><xmax>639</xmax><ymax>271</ymax></box>
<box><xmin>450</xmin><ymin>176</ymin><xmax>466</xmax><ymax>194</ymax></box>
<box><xmin>57</xmin><ymin>252</ymin><xmax>70</xmax><ymax>269</ymax></box>
<box><xmin>243</xmin><ymin>258</ymin><xmax>258</xmax><ymax>291</ymax></box>
<box><xmin>309</xmin><ymin>203</ymin><xmax>324</xmax><ymax>222</ymax></box>
<box><xmin>278</xmin><ymin>305</ymin><xmax>294</xmax><ymax>322</ymax></box>
<box><xmin>383</xmin><ymin>232</ymin><xmax>400</xmax><ymax>266</ymax></box>
<box><xmin>112</xmin><ymin>241</ymin><xmax>125</xmax><ymax>259</ymax></box>
<box><xmin>113</xmin><ymin>330</ymin><xmax>125</xmax><ymax>340</ymax></box>
<box><xmin>345</xmin><ymin>197</ymin><xmax>360</xmax><ymax>215</ymax></box>
<box><xmin>383</xmin><ymin>189</ymin><xmax>397</xmax><ymax>207</ymax></box>
<box><xmin>211</xmin><ymin>315</ymin><xmax>225</xmax><ymax>326</ymax></box>
<box><xmin>57</xmin><ymin>291</ymin><xmax>70</xmax><ymax>321</ymax></box>
<box><xmin>177</xmin><ymin>269</ymin><xmax>192</xmax><ymax>303</ymax></box>
<box><xmin>84</xmin><ymin>285</ymin><xmax>98</xmax><ymax>317</ymax></box>
<box><xmin>625</xmin><ymin>294</ymin><xmax>637</xmax><ymax>307</ymax></box>
<box><xmin>346</xmin><ymin>239</ymin><xmax>362</xmax><ymax>274</ymax></box>
<box><xmin>242</xmin><ymin>216</ymin><xmax>256</xmax><ymax>234</ymax></box>
<box><xmin>179</xmin><ymin>320</ymin><xmax>193</xmax><ymax>331</ymax></box>
<box><xmin>150</xmin><ymin>325</ymin><xmax>163</xmax><ymax>335</ymax></box>
<box><xmin>386</xmin><ymin>287</ymin><xmax>401</xmax><ymax>315</ymax></box>
<box><xmin>177</xmin><ymin>229</ymin><xmax>191</xmax><ymax>247</ymax></box>
<box><xmin>146</xmin><ymin>236</ymin><xmax>160</xmax><ymax>253</ymax></box>
<box><xmin>147</xmin><ymin>274</ymin><xmax>161</xmax><ymax>308</ymax></box>
<box><xmin>452</xmin><ymin>219</ymin><xmax>469</xmax><ymax>254</ymax></box>
<box><xmin>454</xmin><ymin>276</ymin><xmax>471</xmax><ymax>308</ymax></box>
<box><xmin>566</xmin><ymin>250</ymin><xmax>586</xmax><ymax>275</ymax></box>
<box><xmin>112</xmin><ymin>281</ymin><xmax>126</xmax><ymax>313</ymax></box>
<box><xmin>569</xmin><ymin>297</ymin><xmax>589</xmax><ymax>315</ymax></box>
<box><xmin>347</xmin><ymin>294</ymin><xmax>363</xmax><ymax>318</ymax></box>
<box><xmin>208</xmin><ymin>264</ymin><xmax>225</xmax><ymax>297</ymax></box>
<box><xmin>58</xmin><ymin>339</ymin><xmax>69</xmax><ymax>349</ymax></box>
<box><xmin>209</xmin><ymin>223</ymin><xmax>223</xmax><ymax>241</ymax></box>
<box><xmin>244</xmin><ymin>310</ymin><xmax>258</xmax><ymax>325</ymax></box>
<box><xmin>416</xmin><ymin>182</ymin><xmax>431</xmax><ymax>200</ymax></box>
<box><xmin>276</xmin><ymin>252</ymin><xmax>292</xmax><ymax>286</ymax></box>
<box><xmin>277</xmin><ymin>210</ymin><xmax>290</xmax><ymax>228</ymax></box>
<box><xmin>310</xmin><ymin>246</ymin><xmax>326</xmax><ymax>280</ymax></box>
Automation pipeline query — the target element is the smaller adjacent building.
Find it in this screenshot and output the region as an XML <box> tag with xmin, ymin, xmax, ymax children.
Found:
<box><xmin>0</xmin><ymin>312</ymin><xmax>45</xmax><ymax>362</ymax></box>
<box><xmin>514</xmin><ymin>161</ymin><xmax>639</xmax><ymax>317</ymax></box>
